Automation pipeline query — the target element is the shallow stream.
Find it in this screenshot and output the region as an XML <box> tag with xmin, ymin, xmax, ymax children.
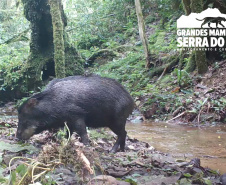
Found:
<box><xmin>126</xmin><ymin>122</ymin><xmax>226</xmax><ymax>174</ymax></box>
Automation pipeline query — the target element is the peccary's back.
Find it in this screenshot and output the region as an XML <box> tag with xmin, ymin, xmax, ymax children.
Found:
<box><xmin>44</xmin><ymin>76</ymin><xmax>134</xmax><ymax>127</ymax></box>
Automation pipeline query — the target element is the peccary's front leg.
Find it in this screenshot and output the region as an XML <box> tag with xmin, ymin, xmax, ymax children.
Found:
<box><xmin>69</xmin><ymin>117</ymin><xmax>89</xmax><ymax>145</ymax></box>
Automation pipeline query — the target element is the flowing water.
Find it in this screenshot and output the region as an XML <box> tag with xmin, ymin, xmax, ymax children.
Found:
<box><xmin>126</xmin><ymin>121</ymin><xmax>226</xmax><ymax>174</ymax></box>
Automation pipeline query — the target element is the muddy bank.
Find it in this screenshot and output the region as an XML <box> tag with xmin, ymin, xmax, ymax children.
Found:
<box><xmin>0</xmin><ymin>125</ymin><xmax>224</xmax><ymax>185</ymax></box>
<box><xmin>139</xmin><ymin>61</ymin><xmax>226</xmax><ymax>124</ymax></box>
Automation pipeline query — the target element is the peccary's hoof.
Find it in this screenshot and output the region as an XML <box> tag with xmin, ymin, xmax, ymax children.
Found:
<box><xmin>109</xmin><ymin>148</ymin><xmax>125</xmax><ymax>153</ymax></box>
<box><xmin>109</xmin><ymin>149</ymin><xmax>117</xmax><ymax>153</ymax></box>
<box><xmin>82</xmin><ymin>141</ymin><xmax>90</xmax><ymax>147</ymax></box>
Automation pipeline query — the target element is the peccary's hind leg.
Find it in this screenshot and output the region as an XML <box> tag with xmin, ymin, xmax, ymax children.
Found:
<box><xmin>109</xmin><ymin>121</ymin><xmax>127</xmax><ymax>153</ymax></box>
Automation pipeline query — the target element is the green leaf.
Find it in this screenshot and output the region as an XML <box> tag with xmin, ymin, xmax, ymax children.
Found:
<box><xmin>0</xmin><ymin>167</ymin><xmax>4</xmax><ymax>177</ymax></box>
<box><xmin>132</xmin><ymin>173</ymin><xmax>142</xmax><ymax>177</ymax></box>
<box><xmin>204</xmin><ymin>179</ymin><xmax>212</xmax><ymax>185</ymax></box>
<box><xmin>180</xmin><ymin>89</ymin><xmax>193</xmax><ymax>94</ymax></box>
<box><xmin>0</xmin><ymin>141</ymin><xmax>38</xmax><ymax>153</ymax></box>
<box><xmin>127</xmin><ymin>155</ymin><xmax>132</xmax><ymax>162</ymax></box>
<box><xmin>0</xmin><ymin>176</ymin><xmax>8</xmax><ymax>183</ymax></box>
<box><xmin>183</xmin><ymin>173</ymin><xmax>192</xmax><ymax>177</ymax></box>
<box><xmin>124</xmin><ymin>178</ymin><xmax>138</xmax><ymax>185</ymax></box>
<box><xmin>10</xmin><ymin>171</ymin><xmax>17</xmax><ymax>185</ymax></box>
<box><xmin>16</xmin><ymin>164</ymin><xmax>27</xmax><ymax>177</ymax></box>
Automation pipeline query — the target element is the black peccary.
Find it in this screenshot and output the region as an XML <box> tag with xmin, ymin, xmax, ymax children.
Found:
<box><xmin>16</xmin><ymin>76</ymin><xmax>134</xmax><ymax>153</ymax></box>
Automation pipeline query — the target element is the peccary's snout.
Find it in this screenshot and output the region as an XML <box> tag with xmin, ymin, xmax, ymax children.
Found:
<box><xmin>16</xmin><ymin>125</ymin><xmax>36</xmax><ymax>140</ymax></box>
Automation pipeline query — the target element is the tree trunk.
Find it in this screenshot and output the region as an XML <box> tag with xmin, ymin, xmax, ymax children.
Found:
<box><xmin>182</xmin><ymin>0</ymin><xmax>208</xmax><ymax>74</ymax></box>
<box><xmin>134</xmin><ymin>0</ymin><xmax>150</xmax><ymax>68</ymax></box>
<box><xmin>22</xmin><ymin>0</ymin><xmax>84</xmax><ymax>90</ymax></box>
<box><xmin>195</xmin><ymin>50</ymin><xmax>208</xmax><ymax>74</ymax></box>
<box><xmin>49</xmin><ymin>0</ymin><xmax>65</xmax><ymax>78</ymax></box>
<box><xmin>190</xmin><ymin>0</ymin><xmax>208</xmax><ymax>74</ymax></box>
<box><xmin>182</xmin><ymin>0</ymin><xmax>191</xmax><ymax>15</ymax></box>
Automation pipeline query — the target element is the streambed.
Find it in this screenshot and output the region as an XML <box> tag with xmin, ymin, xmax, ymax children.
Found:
<box><xmin>126</xmin><ymin>121</ymin><xmax>226</xmax><ymax>174</ymax></box>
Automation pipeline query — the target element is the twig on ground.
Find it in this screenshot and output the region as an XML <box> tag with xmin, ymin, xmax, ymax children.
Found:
<box><xmin>167</xmin><ymin>111</ymin><xmax>186</xmax><ymax>123</ymax></box>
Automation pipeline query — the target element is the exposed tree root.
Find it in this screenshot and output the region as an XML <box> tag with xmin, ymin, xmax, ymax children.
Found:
<box><xmin>148</xmin><ymin>55</ymin><xmax>179</xmax><ymax>78</ymax></box>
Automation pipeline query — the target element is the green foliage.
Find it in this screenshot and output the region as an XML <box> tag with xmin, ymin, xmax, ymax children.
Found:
<box><xmin>15</xmin><ymin>164</ymin><xmax>27</xmax><ymax>177</ymax></box>
<box><xmin>124</xmin><ymin>178</ymin><xmax>138</xmax><ymax>185</ymax></box>
<box><xmin>77</xmin><ymin>34</ymin><xmax>104</xmax><ymax>50</ymax></box>
<box><xmin>173</xmin><ymin>68</ymin><xmax>192</xmax><ymax>87</ymax></box>
<box><xmin>211</xmin><ymin>97</ymin><xmax>226</xmax><ymax>113</ymax></box>
<box><xmin>0</xmin><ymin>164</ymin><xmax>28</xmax><ymax>185</ymax></box>
<box><xmin>0</xmin><ymin>141</ymin><xmax>38</xmax><ymax>153</ymax></box>
<box><xmin>16</xmin><ymin>96</ymin><xmax>29</xmax><ymax>108</ymax></box>
<box><xmin>141</xmin><ymin>92</ymin><xmax>184</xmax><ymax>115</ymax></box>
<box><xmin>220</xmin><ymin>50</ymin><xmax>226</xmax><ymax>59</ymax></box>
<box><xmin>0</xmin><ymin>3</ymin><xmax>29</xmax><ymax>96</ymax></box>
<box><xmin>144</xmin><ymin>0</ymin><xmax>181</xmax><ymax>54</ymax></box>
<box><xmin>65</xmin><ymin>0</ymin><xmax>136</xmax><ymax>49</ymax></box>
<box><xmin>145</xmin><ymin>15</ymin><xmax>156</xmax><ymax>24</ymax></box>
<box><xmin>154</xmin><ymin>0</ymin><xmax>183</xmax><ymax>20</ymax></box>
<box><xmin>149</xmin><ymin>25</ymin><xmax>177</xmax><ymax>54</ymax></box>
<box><xmin>0</xmin><ymin>7</ymin><xmax>29</xmax><ymax>44</ymax></box>
<box><xmin>0</xmin><ymin>176</ymin><xmax>8</xmax><ymax>184</ymax></box>
<box><xmin>204</xmin><ymin>178</ymin><xmax>213</xmax><ymax>185</ymax></box>
<box><xmin>0</xmin><ymin>44</ymin><xmax>29</xmax><ymax>92</ymax></box>
<box><xmin>89</xmin><ymin>129</ymin><xmax>113</xmax><ymax>140</ymax></box>
<box><xmin>93</xmin><ymin>52</ymin><xmax>148</xmax><ymax>92</ymax></box>
<box><xmin>183</xmin><ymin>173</ymin><xmax>192</xmax><ymax>178</ymax></box>
<box><xmin>56</xmin><ymin>127</ymin><xmax>68</xmax><ymax>140</ymax></box>
<box><xmin>152</xmin><ymin>31</ymin><xmax>166</xmax><ymax>51</ymax></box>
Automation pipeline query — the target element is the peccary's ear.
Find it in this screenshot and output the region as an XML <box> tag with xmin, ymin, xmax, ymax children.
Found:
<box><xmin>27</xmin><ymin>98</ymin><xmax>38</xmax><ymax>107</ymax></box>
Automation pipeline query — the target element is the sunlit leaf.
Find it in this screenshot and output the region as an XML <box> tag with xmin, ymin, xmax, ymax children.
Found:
<box><xmin>183</xmin><ymin>173</ymin><xmax>192</xmax><ymax>177</ymax></box>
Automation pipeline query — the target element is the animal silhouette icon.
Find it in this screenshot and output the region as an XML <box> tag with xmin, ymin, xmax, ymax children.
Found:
<box><xmin>196</xmin><ymin>17</ymin><xmax>226</xmax><ymax>28</ymax></box>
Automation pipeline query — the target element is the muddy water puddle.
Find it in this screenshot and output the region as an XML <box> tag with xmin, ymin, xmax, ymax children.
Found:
<box><xmin>126</xmin><ymin>122</ymin><xmax>226</xmax><ymax>173</ymax></box>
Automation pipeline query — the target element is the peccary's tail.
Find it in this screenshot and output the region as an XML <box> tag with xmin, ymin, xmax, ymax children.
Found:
<box><xmin>196</xmin><ymin>18</ymin><xmax>204</xmax><ymax>21</ymax></box>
